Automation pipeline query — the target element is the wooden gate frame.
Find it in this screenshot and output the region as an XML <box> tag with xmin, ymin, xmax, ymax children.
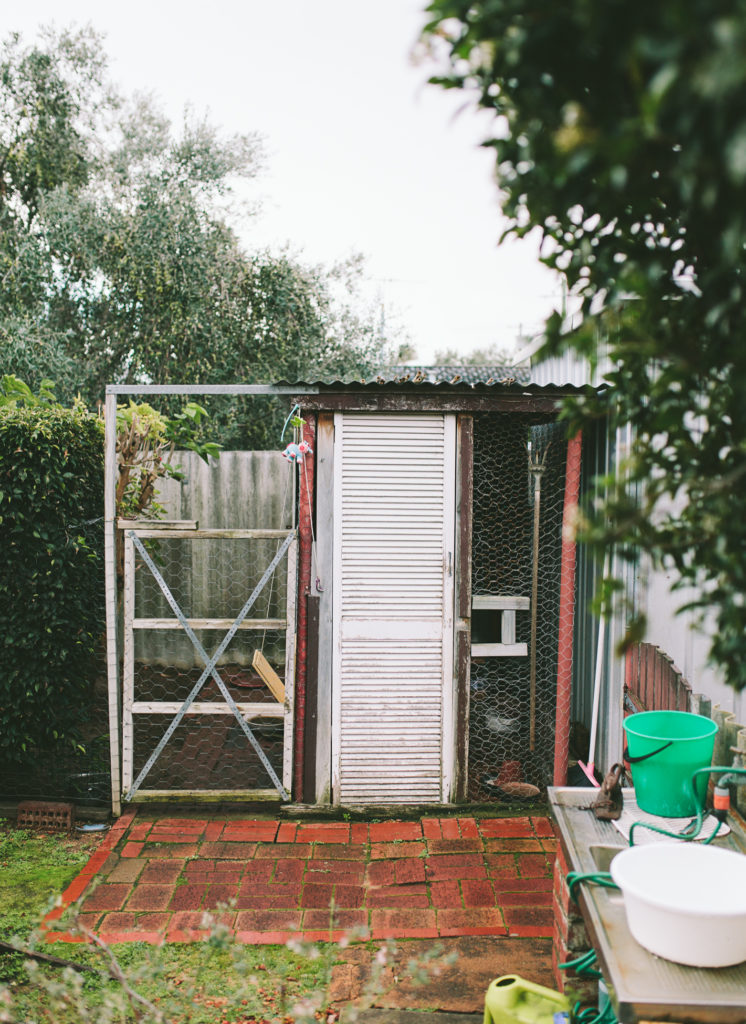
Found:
<box><xmin>121</xmin><ymin>525</ymin><xmax>297</xmax><ymax>802</ymax></box>
<box><xmin>104</xmin><ymin>384</ymin><xmax>317</xmax><ymax>815</ymax></box>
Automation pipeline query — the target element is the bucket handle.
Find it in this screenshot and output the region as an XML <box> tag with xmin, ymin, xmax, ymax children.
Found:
<box><xmin>623</xmin><ymin>740</ymin><xmax>673</xmax><ymax>764</ymax></box>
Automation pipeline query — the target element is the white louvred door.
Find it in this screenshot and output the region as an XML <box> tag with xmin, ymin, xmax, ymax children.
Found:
<box><xmin>332</xmin><ymin>413</ymin><xmax>456</xmax><ymax>804</ymax></box>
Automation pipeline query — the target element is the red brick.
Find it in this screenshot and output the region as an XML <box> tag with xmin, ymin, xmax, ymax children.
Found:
<box><xmin>204</xmin><ymin>883</ymin><xmax>239</xmax><ymax>908</ymax></box>
<box><xmin>517</xmin><ymin>853</ymin><xmax>552</xmax><ymax>877</ymax></box>
<box><xmin>350</xmin><ymin>822</ymin><xmax>369</xmax><ymax>844</ymax></box>
<box><xmin>237</xmin><ymin>881</ymin><xmax>301</xmax><ymax>905</ymax></box>
<box><xmin>276</xmin><ymin>822</ymin><xmax>297</xmax><ymax>842</ymax></box>
<box><xmin>368</xmin><ymin>822</ymin><xmax>423</xmax><ymax>842</ymax></box>
<box><xmin>504</xmin><ymin>906</ymin><xmax>554</xmax><ymax>935</ymax></box>
<box><xmin>138</xmin><ymin>860</ymin><xmax>182</xmax><ymax>884</ymax></box>
<box><xmin>498</xmin><ymin>890</ymin><xmax>552</xmax><ymax>908</ymax></box>
<box><xmin>296</xmin><ymin>824</ymin><xmax>351</xmax><ymax>844</ymax></box>
<box><xmin>394</xmin><ymin>858</ymin><xmax>426</xmax><ymax>885</ymax></box>
<box><xmin>98</xmin><ymin>929</ymin><xmax>164</xmax><ymax>945</ymax></box>
<box><xmin>128</xmin><ymin>823</ymin><xmax>153</xmax><ymax>841</ymax></box>
<box><xmin>126</xmin><ymin>884</ymin><xmax>175</xmax><ymax>912</ymax></box>
<box><xmin>479</xmin><ymin>818</ymin><xmax>533</xmax><ymax>838</ymax></box>
<box><xmin>440</xmin><ymin>818</ymin><xmax>460</xmax><ymax>839</ymax></box>
<box><xmin>428</xmin><ymin>880</ymin><xmax>462</xmax><ymax>908</ymax></box>
<box><xmin>305</xmin><ymin>859</ymin><xmax>365</xmax><ymax>882</ymax></box>
<box><xmin>461</xmin><ymin>880</ymin><xmax>496</xmax><ymax>908</ymax></box>
<box><xmin>235</xmin><ymin>894</ymin><xmax>299</xmax><ymax>910</ymax></box>
<box><xmin>145</xmin><ymin>843</ymin><xmax>199</xmax><ymax>859</ymax></box>
<box><xmin>198</xmin><ymin>841</ymin><xmax>257</xmax><ymax>859</ymax></box>
<box><xmin>367</xmin><ymin>861</ymin><xmax>396</xmax><ymax>887</ymax></box>
<box><xmin>370</xmin><ymin>908</ymin><xmax>438</xmax><ymax>939</ymax></box>
<box><xmin>203</xmin><ymin>821</ymin><xmax>224</xmax><ymax>841</ymax></box>
<box><xmin>484</xmin><ymin>838</ymin><xmax>543</xmax><ymax>853</ymax></box>
<box><xmin>484</xmin><ymin>854</ymin><xmax>519</xmax><ymax>878</ymax></box>
<box><xmin>427</xmin><ymin>838</ymin><xmax>482</xmax><ymax>854</ymax></box>
<box><xmin>121</xmin><ymin>842</ymin><xmax>144</xmax><ymax>858</ymax></box>
<box><xmin>437</xmin><ymin>908</ymin><xmax>506</xmax><ymax>936</ymax></box>
<box><xmin>366</xmin><ymin>887</ymin><xmax>430</xmax><ymax>908</ymax></box>
<box><xmin>494</xmin><ymin>876</ymin><xmax>553</xmax><ymax>895</ymax></box>
<box><xmin>312</xmin><ymin>843</ymin><xmax>366</xmax><ymax>861</ymax></box>
<box><xmin>235</xmin><ymin>909</ymin><xmax>301</xmax><ymax>932</ymax></box>
<box><xmin>531</xmin><ymin>816</ymin><xmax>555</xmax><ymax>837</ymax></box>
<box><xmin>255</xmin><ymin>843</ymin><xmax>311</xmax><ymax>859</ymax></box>
<box><xmin>61</xmin><ymin>876</ymin><xmax>92</xmax><ymax>904</ymax></box>
<box><xmin>106</xmin><ymin>860</ymin><xmax>145</xmax><ymax>884</ymax></box>
<box><xmin>300</xmin><ymin>883</ymin><xmax>335</xmax><ymax>909</ymax></box>
<box><xmin>301</xmin><ymin>909</ymin><xmax>368</xmax><ymax>931</ymax></box>
<box><xmin>542</xmin><ymin>839</ymin><xmax>558</xmax><ymax>856</ymax></box>
<box><xmin>425</xmin><ymin>854</ymin><xmax>486</xmax><ymax>881</ymax></box>
<box><xmin>273</xmin><ymin>859</ymin><xmax>305</xmax><ymax>884</ymax></box>
<box><xmin>221</xmin><ymin>821</ymin><xmax>278</xmax><ymax>841</ymax></box>
<box><xmin>422</xmin><ymin>818</ymin><xmax>441</xmax><ymax>840</ymax></box>
<box><xmin>98</xmin><ymin>912</ymin><xmax>137</xmax><ymax>931</ymax></box>
<box><xmin>333</xmin><ymin>885</ymin><xmax>365</xmax><ymax>908</ymax></box>
<box><xmin>169</xmin><ymin>884</ymin><xmax>207</xmax><ymax>910</ymax></box>
<box><xmin>242</xmin><ymin>860</ymin><xmax>273</xmax><ymax>882</ymax></box>
<box><xmin>81</xmin><ymin>884</ymin><xmax>131</xmax><ymax>912</ymax></box>
<box><xmin>147</xmin><ymin>830</ymin><xmax>202</xmax><ymax>843</ymax></box>
<box><xmin>236</xmin><ymin>929</ymin><xmax>295</xmax><ymax>944</ymax></box>
<box><xmin>370</xmin><ymin>841</ymin><xmax>426</xmax><ymax>860</ymax></box>
<box><xmin>458</xmin><ymin>817</ymin><xmax>480</xmax><ymax>839</ymax></box>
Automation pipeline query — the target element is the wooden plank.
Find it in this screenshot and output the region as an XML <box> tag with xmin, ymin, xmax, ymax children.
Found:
<box><xmin>129</xmin><ymin>528</ymin><xmax>293</xmax><ymax>540</ymax></box>
<box><xmin>472</xmin><ymin>595</ymin><xmax>530</xmax><ymax>611</ymax></box>
<box><xmin>315</xmin><ymin>413</ymin><xmax>335</xmax><ymax>803</ymax></box>
<box><xmin>132</xmin><ymin>617</ymin><xmax>286</xmax><ymax>630</ymax></box>
<box><xmin>501</xmin><ymin>609</ymin><xmax>517</xmax><ymax>645</ymax></box>
<box><xmin>471</xmin><ymin>643</ymin><xmax>528</xmax><ymax>658</ymax></box>
<box><xmin>131</xmin><ymin>702</ymin><xmax>284</xmax><ymax>716</ymax></box>
<box><xmin>104</xmin><ymin>392</ymin><xmax>122</xmax><ymax>817</ymax></box>
<box><xmin>283</xmin><ymin>537</ymin><xmax>298</xmax><ymax>795</ymax></box>
<box><xmin>304</xmin><ymin>595</ymin><xmax>320</xmax><ymax>804</ymax></box>
<box><xmin>117</xmin><ymin>519</ymin><xmax>198</xmax><ymax>530</ymax></box>
<box><xmin>130</xmin><ymin>789</ymin><xmax>279</xmax><ymax>802</ymax></box>
<box><xmin>121</xmin><ymin>532</ymin><xmax>135</xmax><ymax>793</ymax></box>
<box><xmin>253</xmin><ymin>649</ymin><xmax>285</xmax><ymax>703</ymax></box>
<box><xmin>456</xmin><ymin>414</ymin><xmax>473</xmax><ymax>621</ymax></box>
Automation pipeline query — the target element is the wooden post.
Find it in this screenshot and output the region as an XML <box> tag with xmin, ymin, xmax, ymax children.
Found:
<box><xmin>104</xmin><ymin>392</ymin><xmax>122</xmax><ymax>817</ymax></box>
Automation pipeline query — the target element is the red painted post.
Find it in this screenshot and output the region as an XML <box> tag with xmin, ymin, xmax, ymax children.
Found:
<box><xmin>293</xmin><ymin>414</ymin><xmax>316</xmax><ymax>801</ymax></box>
<box><xmin>553</xmin><ymin>431</ymin><xmax>583</xmax><ymax>786</ymax></box>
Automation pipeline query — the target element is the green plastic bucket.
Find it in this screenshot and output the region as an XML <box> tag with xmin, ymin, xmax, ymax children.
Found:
<box><xmin>623</xmin><ymin>711</ymin><xmax>718</xmax><ymax>817</ymax></box>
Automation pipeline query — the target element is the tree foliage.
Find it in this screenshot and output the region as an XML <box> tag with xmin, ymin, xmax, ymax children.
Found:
<box><xmin>423</xmin><ymin>0</ymin><xmax>746</xmax><ymax>688</ymax></box>
<box><xmin>1</xmin><ymin>27</ymin><xmax>391</xmax><ymax>447</ymax></box>
<box><xmin>0</xmin><ymin>389</ymin><xmax>104</xmax><ymax>763</ymax></box>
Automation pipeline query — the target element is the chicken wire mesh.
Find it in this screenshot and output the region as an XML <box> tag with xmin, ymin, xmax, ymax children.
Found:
<box><xmin>469</xmin><ymin>413</ymin><xmax>569</xmax><ymax>800</ymax></box>
<box><xmin>125</xmin><ymin>532</ymin><xmax>291</xmax><ymax>794</ymax></box>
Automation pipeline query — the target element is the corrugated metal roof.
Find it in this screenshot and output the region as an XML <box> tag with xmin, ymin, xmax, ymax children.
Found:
<box><xmin>378</xmin><ymin>364</ymin><xmax>531</xmax><ymax>385</ymax></box>
<box><xmin>276</xmin><ymin>375</ymin><xmax>591</xmax><ymax>394</ymax></box>
<box><xmin>275</xmin><ymin>362</ymin><xmax>598</xmax><ymax>393</ymax></box>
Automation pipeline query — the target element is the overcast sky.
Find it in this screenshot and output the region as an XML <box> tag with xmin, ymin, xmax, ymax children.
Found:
<box><xmin>3</xmin><ymin>0</ymin><xmax>562</xmax><ymax>363</ymax></box>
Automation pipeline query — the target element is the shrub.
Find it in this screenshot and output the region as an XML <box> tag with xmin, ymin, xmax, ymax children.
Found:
<box><xmin>0</xmin><ymin>399</ymin><xmax>104</xmax><ymax>764</ymax></box>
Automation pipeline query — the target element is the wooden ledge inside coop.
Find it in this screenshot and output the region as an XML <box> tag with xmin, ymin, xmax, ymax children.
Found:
<box><xmin>471</xmin><ymin>594</ymin><xmax>529</xmax><ymax>658</ymax></box>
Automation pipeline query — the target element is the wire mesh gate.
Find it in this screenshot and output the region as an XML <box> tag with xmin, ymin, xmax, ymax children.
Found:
<box><xmin>121</xmin><ymin>525</ymin><xmax>297</xmax><ymax>801</ymax></box>
<box><xmin>469</xmin><ymin>414</ymin><xmax>568</xmax><ymax>799</ymax></box>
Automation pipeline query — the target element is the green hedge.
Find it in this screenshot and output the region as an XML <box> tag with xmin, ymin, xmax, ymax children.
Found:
<box><xmin>0</xmin><ymin>405</ymin><xmax>104</xmax><ymax>764</ymax></box>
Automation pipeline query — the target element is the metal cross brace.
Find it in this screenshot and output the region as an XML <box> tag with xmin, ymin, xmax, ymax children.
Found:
<box><xmin>125</xmin><ymin>530</ymin><xmax>295</xmax><ymax>801</ymax></box>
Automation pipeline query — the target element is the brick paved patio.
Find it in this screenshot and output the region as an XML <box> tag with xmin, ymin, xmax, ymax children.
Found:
<box><xmin>43</xmin><ymin>810</ymin><xmax>557</xmax><ymax>945</ymax></box>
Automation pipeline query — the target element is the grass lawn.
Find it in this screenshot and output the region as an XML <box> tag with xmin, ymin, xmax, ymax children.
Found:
<box><xmin>0</xmin><ymin>821</ymin><xmax>337</xmax><ymax>1023</ymax></box>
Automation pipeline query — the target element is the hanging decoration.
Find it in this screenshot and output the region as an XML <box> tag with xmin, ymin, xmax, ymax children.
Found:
<box><xmin>282</xmin><ymin>439</ymin><xmax>313</xmax><ymax>463</ymax></box>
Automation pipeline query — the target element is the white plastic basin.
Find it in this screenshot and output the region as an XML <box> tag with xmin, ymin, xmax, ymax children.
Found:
<box><xmin>610</xmin><ymin>843</ymin><xmax>746</xmax><ymax>967</ymax></box>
